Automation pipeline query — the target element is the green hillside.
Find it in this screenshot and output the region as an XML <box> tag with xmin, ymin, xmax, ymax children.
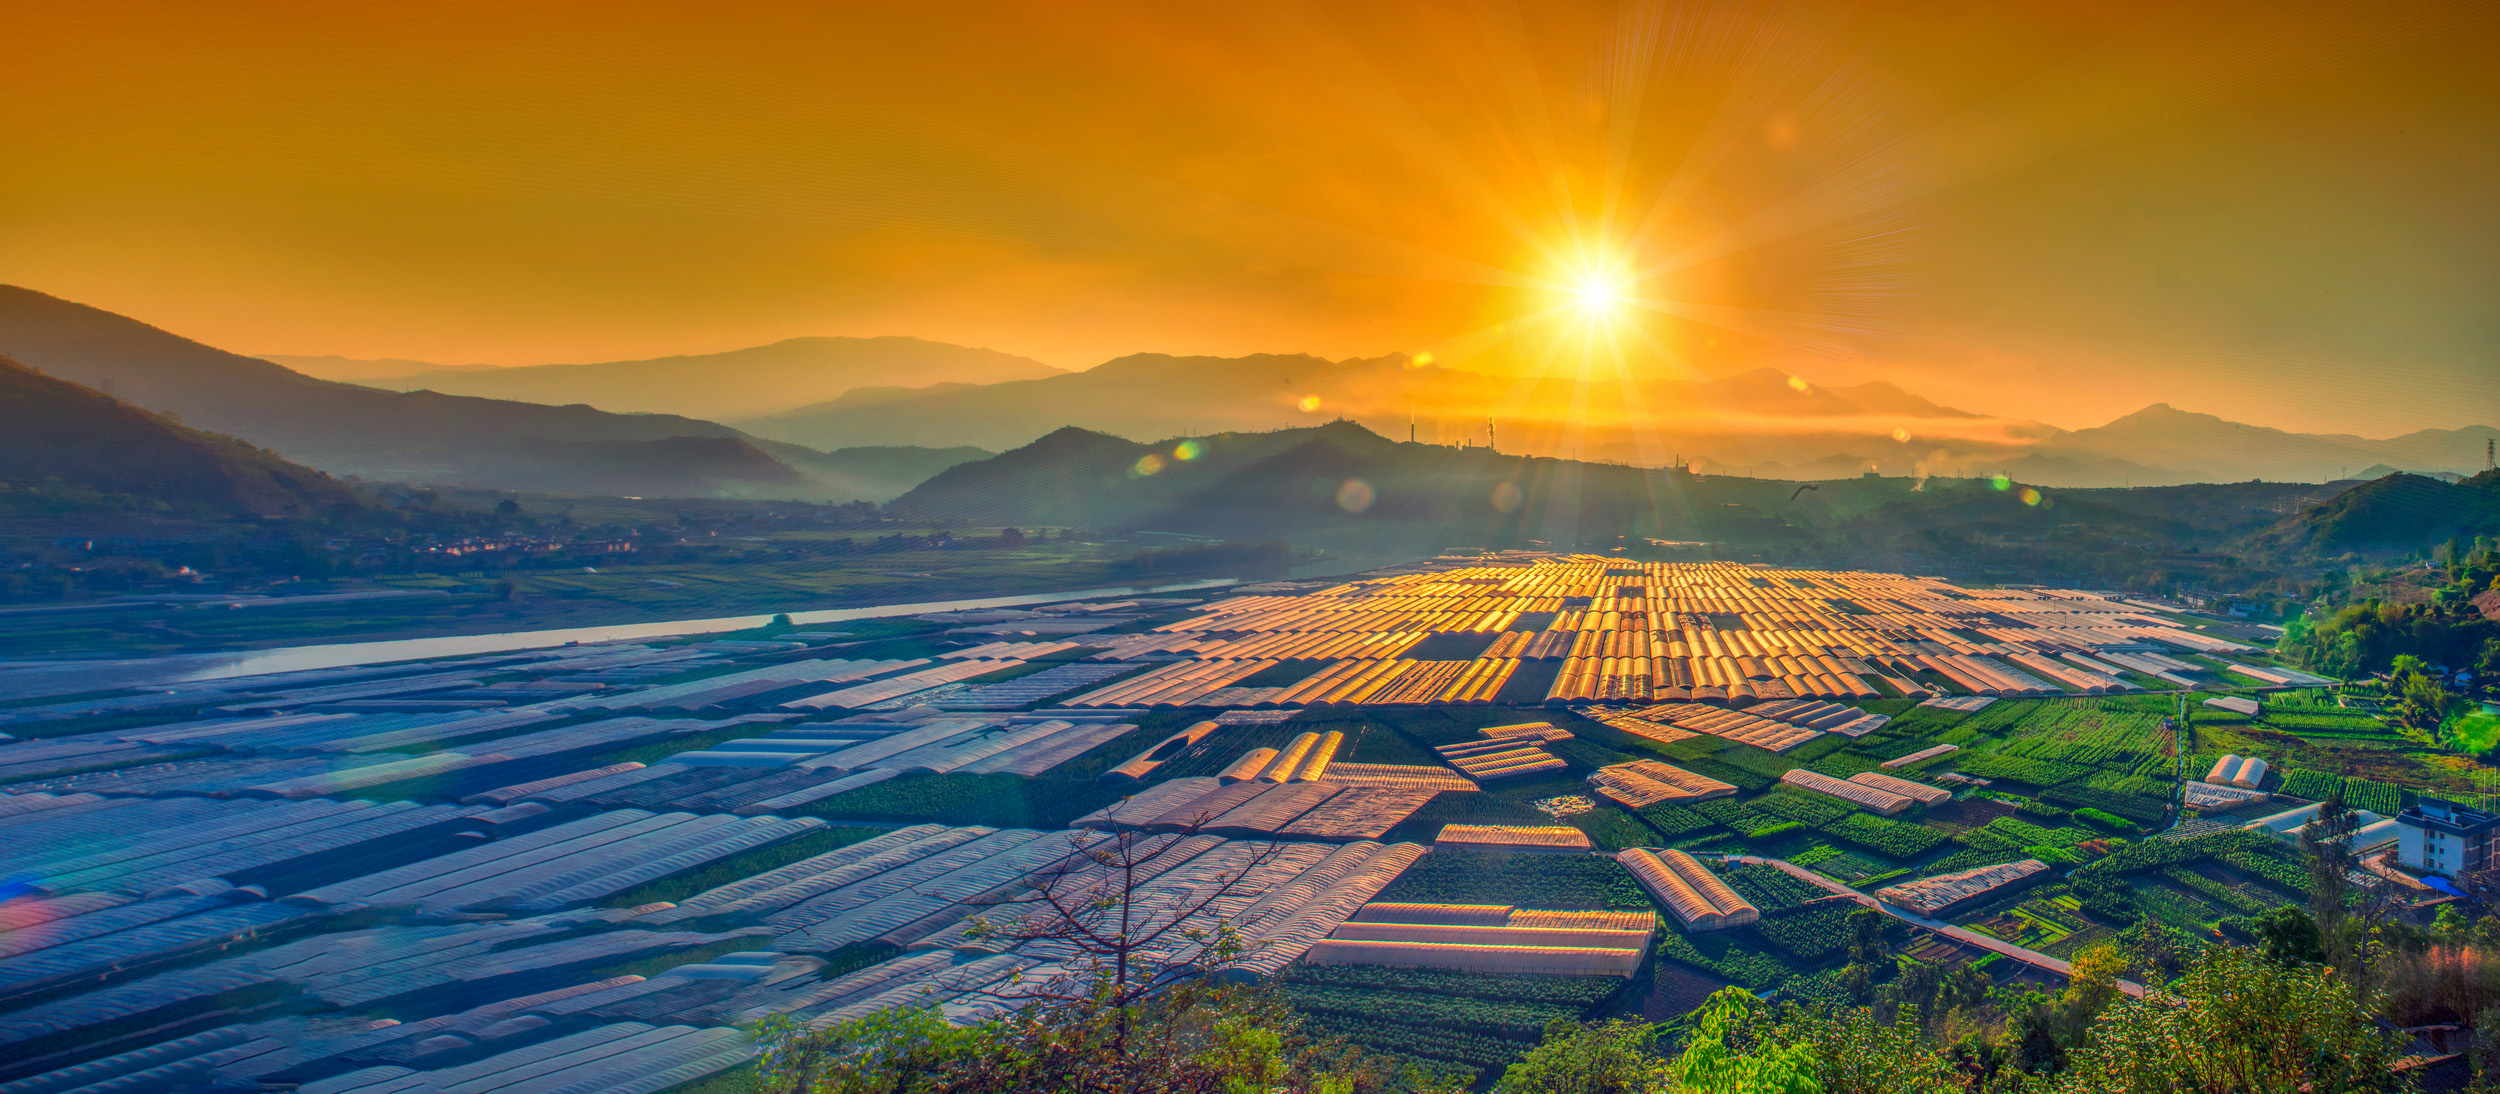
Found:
<box><xmin>0</xmin><ymin>355</ymin><xmax>357</xmax><ymax>517</ymax></box>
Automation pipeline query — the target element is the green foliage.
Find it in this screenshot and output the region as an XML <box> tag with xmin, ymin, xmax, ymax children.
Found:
<box><xmin>1296</xmin><ymin>1013</ymin><xmax>1536</xmax><ymax>1077</ymax></box>
<box><xmin>1816</xmin><ymin>813</ymin><xmax>1946</xmax><ymax>859</ymax></box>
<box><xmin>2277</xmin><ymin>770</ymin><xmax>2409</xmax><ymax>815</ymax></box>
<box><xmin>2159</xmin><ymin>866</ymin><xmax>2278</xmax><ymax>916</ymax></box>
<box><xmin>1654</xmin><ymin>929</ymin><xmax>1797</xmax><ymax>991</ymax></box>
<box><xmin>1952</xmin><ymin>753</ymin><xmax>2091</xmax><ymax>786</ymax></box>
<box><xmin>1283</xmin><ymin>965</ymin><xmax>1624</xmax><ymax>1076</ymax></box>
<box><xmin>1752</xmin><ymin>788</ymin><xmax>1855</xmax><ymax>828</ymax></box>
<box><xmin>1569</xmin><ymin>806</ymin><xmax>1665</xmax><ymax>853</ymax></box>
<box><xmin>1277</xmin><ymin>965</ymin><xmax>1621</xmax><ymax>1009</ymax></box>
<box><xmin>1493</xmin><ymin>1018</ymin><xmax>1669</xmax><ymax>1094</ymax></box>
<box><xmin>1673</xmin><ymin>758</ymin><xmax>1773</xmax><ymax>792</ymax></box>
<box><xmin>1957</xmin><ymin>817</ymin><xmax>2094</xmax><ymax>853</ymax></box>
<box><xmin>2218</xmin><ymin>847</ymin><xmax>2311</xmax><ymax>895</ymax></box>
<box><xmin>2054</xmin><ymin>945</ymin><xmax>2401</xmax><ymax>1093</ymax></box>
<box><xmin>1285</xmin><ymin>986</ymin><xmax>1586</xmax><ymax>1038</ymax></box>
<box><xmin>1718</xmin><ymin>863</ymin><xmax>1824</xmax><ymax>913</ymax></box>
<box><xmin>2278</xmin><ymin>768</ymin><xmax>2342</xmax><ymax>801</ymax></box>
<box><xmin>1634</xmin><ymin>802</ymin><xmax>1718</xmax><ymax>839</ymax></box>
<box><xmin>1371</xmin><ymin>849</ymin><xmax>1650</xmax><ymax>910</ymax></box>
<box><xmin>1663</xmin><ymin>991</ymin><xmax>1820</xmax><ymax>1094</ymax></box>
<box><xmin>2080</xmin><ymin>771</ymin><xmax>2165</xmax><ymax>798</ymax></box>
<box><xmin>2394</xmin><ymin>661</ymin><xmax>2459</xmax><ymax>734</ymax></box>
<box><xmin>2070</xmin><ymin>808</ymin><xmax>2134</xmax><ymax>834</ymax></box>
<box><xmin>754</xmin><ymin>979</ymin><xmax>1446</xmax><ymax>1094</ymax></box>
<box><xmin>2066</xmin><ymin>829</ymin><xmax>2297</xmax><ymax>925</ymax></box>
<box><xmin>2037</xmin><ymin>786</ymin><xmax>2167</xmax><ymax>823</ymax></box>
<box><xmin>2280</xmin><ymin>596</ymin><xmax>2498</xmax><ymax>682</ymax></box>
<box><xmin>1612</xmin><ymin>944</ymin><xmax>2401</xmax><ymax>1094</ymax></box>
<box><xmin>1752</xmin><ymin>905</ymin><xmax>1864</xmax><ymax>962</ymax></box>
<box><xmin>1913</xmin><ymin>847</ymin><xmax>2040</xmax><ymax>876</ymax></box>
<box><xmin>1692</xmin><ymin>800</ymin><xmax>1793</xmax><ymax>840</ymax></box>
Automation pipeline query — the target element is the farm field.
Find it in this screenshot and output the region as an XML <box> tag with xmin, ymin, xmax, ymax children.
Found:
<box><xmin>0</xmin><ymin>556</ymin><xmax>2414</xmax><ymax>1092</ymax></box>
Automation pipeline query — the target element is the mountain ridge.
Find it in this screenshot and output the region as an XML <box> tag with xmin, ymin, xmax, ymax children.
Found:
<box><xmin>0</xmin><ymin>287</ymin><xmax>993</xmax><ymax>501</ymax></box>
<box><xmin>0</xmin><ymin>354</ymin><xmax>358</xmax><ymax>517</ymax></box>
<box><xmin>272</xmin><ymin>335</ymin><xmax>1063</xmax><ymax>422</ymax></box>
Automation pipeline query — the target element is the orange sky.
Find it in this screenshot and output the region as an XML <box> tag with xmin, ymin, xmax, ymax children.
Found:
<box><xmin>3</xmin><ymin>0</ymin><xmax>2496</xmax><ymax>435</ymax></box>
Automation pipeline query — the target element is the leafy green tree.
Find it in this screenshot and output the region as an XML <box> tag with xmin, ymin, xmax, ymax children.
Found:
<box><xmin>2398</xmin><ymin>668</ymin><xmax>2457</xmax><ymax>733</ymax></box>
<box><xmin>2046</xmin><ymin>945</ymin><xmax>2401</xmax><ymax>1094</ymax></box>
<box><xmin>1494</xmin><ymin>1018</ymin><xmax>1671</xmax><ymax>1094</ymax></box>
<box><xmin>2253</xmin><ymin>905</ymin><xmax>2326</xmax><ymax>965</ymax></box>
<box><xmin>755</xmin><ymin>982</ymin><xmax>1423</xmax><ymax>1094</ymax></box>
<box><xmin>2433</xmin><ymin>903</ymin><xmax>2475</xmax><ymax>941</ymax></box>
<box><xmin>2120</xmin><ymin>918</ymin><xmax>2187</xmax><ymax>980</ymax></box>
<box><xmin>1843</xmin><ymin>909</ymin><xmax>1885</xmax><ymax>965</ymax></box>
<box><xmin>2058</xmin><ymin>942</ymin><xmax>2127</xmax><ymax>1032</ymax></box>
<box><xmin>1726</xmin><ymin>999</ymin><xmax>1958</xmax><ymax>1094</ymax></box>
<box><xmin>1661</xmin><ymin>990</ymin><xmax>1820</xmax><ymax>1094</ymax></box>
<box><xmin>2300</xmin><ymin>789</ymin><xmax>2359</xmax><ymax>961</ymax></box>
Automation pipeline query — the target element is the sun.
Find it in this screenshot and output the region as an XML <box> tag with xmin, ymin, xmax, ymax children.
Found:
<box><xmin>1575</xmin><ymin>277</ymin><xmax>1624</xmax><ymax>312</ymax></box>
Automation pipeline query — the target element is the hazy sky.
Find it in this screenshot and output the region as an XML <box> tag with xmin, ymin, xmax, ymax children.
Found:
<box><xmin>3</xmin><ymin>0</ymin><xmax>2495</xmax><ymax>436</ymax></box>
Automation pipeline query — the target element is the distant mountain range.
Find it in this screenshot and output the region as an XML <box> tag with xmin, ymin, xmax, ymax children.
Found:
<box><xmin>0</xmin><ymin>354</ymin><xmax>355</xmax><ymax>517</ymax></box>
<box><xmin>0</xmin><ymin>287</ymin><xmax>989</xmax><ymax>502</ymax></box>
<box><xmin>894</xmin><ymin>420</ymin><xmax>1667</xmax><ymax>552</ymax></box>
<box><xmin>6</xmin><ymin>284</ymin><xmax>2490</xmax><ymax>495</ymax></box>
<box><xmin>895</xmin><ymin>418</ymin><xmax>2410</xmax><ymax>564</ymax></box>
<box><xmin>747</xmin><ymin>350</ymin><xmax>2495</xmax><ymax>488</ymax></box>
<box><xmin>269</xmin><ymin>336</ymin><xmax>1062</xmax><ymax>423</ymax></box>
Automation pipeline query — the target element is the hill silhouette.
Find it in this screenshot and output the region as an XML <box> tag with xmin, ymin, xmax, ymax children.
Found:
<box><xmin>0</xmin><ymin>286</ymin><xmax>835</xmax><ymax>498</ymax></box>
<box><xmin>894</xmin><ymin>419</ymin><xmax>1689</xmax><ymax>551</ymax></box>
<box><xmin>752</xmin><ymin>347</ymin><xmax>2497</xmax><ymax>487</ymax></box>
<box><xmin>0</xmin><ymin>354</ymin><xmax>356</xmax><ymax>517</ymax></box>
<box><xmin>2259</xmin><ymin>471</ymin><xmax>2500</xmax><ymax>553</ymax></box>
<box><xmin>743</xmin><ymin>352</ymin><xmax>2009</xmax><ymax>462</ymax></box>
<box><xmin>287</xmin><ymin>335</ymin><xmax>1062</xmax><ymax>422</ymax></box>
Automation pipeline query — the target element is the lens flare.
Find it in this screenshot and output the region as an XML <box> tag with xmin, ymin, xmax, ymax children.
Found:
<box><xmin>1990</xmin><ymin>474</ymin><xmax>2013</xmax><ymax>491</ymax></box>
<box><xmin>1489</xmin><ymin>481</ymin><xmax>1522</xmax><ymax>513</ymax></box>
<box><xmin>1173</xmin><ymin>440</ymin><xmax>1202</xmax><ymax>461</ymax></box>
<box><xmin>1132</xmin><ymin>454</ymin><xmax>1165</xmax><ymax>477</ymax></box>
<box><xmin>1892</xmin><ymin>427</ymin><xmax>1913</xmax><ymax>443</ymax></box>
<box><xmin>1297</xmin><ymin>394</ymin><xmax>1321</xmax><ymax>413</ymax></box>
<box><xmin>1575</xmin><ymin>277</ymin><xmax>1622</xmax><ymax>312</ymax></box>
<box><xmin>1335</xmin><ymin>478</ymin><xmax>1375</xmax><ymax>513</ymax></box>
<box><xmin>1787</xmin><ymin>376</ymin><xmax>1811</xmax><ymax>394</ymax></box>
<box><xmin>2020</xmin><ymin>487</ymin><xmax>2043</xmax><ymax>506</ymax></box>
